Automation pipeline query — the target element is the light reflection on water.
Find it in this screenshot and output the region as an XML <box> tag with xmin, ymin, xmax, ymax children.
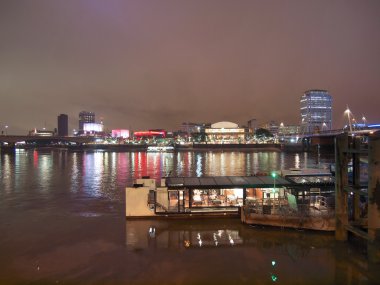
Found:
<box><xmin>3</xmin><ymin>149</ymin><xmax>376</xmax><ymax>284</ymax></box>
<box><xmin>0</xmin><ymin>149</ymin><xmax>334</xmax><ymax>201</ymax></box>
<box><xmin>124</xmin><ymin>219</ymin><xmax>374</xmax><ymax>284</ymax></box>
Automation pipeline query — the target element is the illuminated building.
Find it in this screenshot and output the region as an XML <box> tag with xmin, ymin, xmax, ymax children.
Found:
<box><xmin>79</xmin><ymin>111</ymin><xmax>95</xmax><ymax>132</ymax></box>
<box><xmin>260</xmin><ymin>121</ymin><xmax>279</xmax><ymax>135</ymax></box>
<box><xmin>57</xmin><ymin>114</ymin><xmax>68</xmax><ymax>136</ymax></box>
<box><xmin>112</xmin><ymin>129</ymin><xmax>130</xmax><ymax>139</ymax></box>
<box><xmin>83</xmin><ymin>122</ymin><xmax>103</xmax><ymax>134</ymax></box>
<box><xmin>300</xmin><ymin>90</ymin><xmax>332</xmax><ymax>133</ymax></box>
<box><xmin>179</xmin><ymin>122</ymin><xmax>210</xmax><ymax>142</ymax></box>
<box><xmin>181</xmin><ymin>122</ymin><xmax>210</xmax><ymax>135</ymax></box>
<box><xmin>204</xmin><ymin>122</ymin><xmax>249</xmax><ymax>143</ymax></box>
<box><xmin>134</xmin><ymin>130</ymin><xmax>166</xmax><ymax>139</ymax></box>
<box><xmin>247</xmin><ymin>118</ymin><xmax>257</xmax><ymax>132</ymax></box>
<box><xmin>278</xmin><ymin>125</ymin><xmax>302</xmax><ymax>136</ymax></box>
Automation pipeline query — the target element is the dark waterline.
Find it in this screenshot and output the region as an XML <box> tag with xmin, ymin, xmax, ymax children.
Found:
<box><xmin>0</xmin><ymin>149</ymin><xmax>377</xmax><ymax>284</ymax></box>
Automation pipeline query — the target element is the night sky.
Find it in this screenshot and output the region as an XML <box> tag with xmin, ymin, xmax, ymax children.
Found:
<box><xmin>1</xmin><ymin>0</ymin><xmax>379</xmax><ymax>134</ymax></box>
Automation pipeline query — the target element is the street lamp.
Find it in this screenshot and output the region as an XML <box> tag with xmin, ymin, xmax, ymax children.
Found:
<box><xmin>362</xmin><ymin>115</ymin><xmax>367</xmax><ymax>126</ymax></box>
<box><xmin>322</xmin><ymin>122</ymin><xmax>327</xmax><ymax>132</ymax></box>
<box><xmin>5</xmin><ymin>125</ymin><xmax>8</xmax><ymax>135</ymax></box>
<box><xmin>271</xmin><ymin>171</ymin><xmax>277</xmax><ymax>191</ymax></box>
<box><xmin>344</xmin><ymin>106</ymin><xmax>353</xmax><ymax>133</ymax></box>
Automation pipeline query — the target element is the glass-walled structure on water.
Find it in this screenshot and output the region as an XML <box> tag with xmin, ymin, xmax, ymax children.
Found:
<box><xmin>152</xmin><ymin>175</ymin><xmax>335</xmax><ymax>215</ymax></box>
<box><xmin>156</xmin><ymin>176</ymin><xmax>312</xmax><ymax>214</ymax></box>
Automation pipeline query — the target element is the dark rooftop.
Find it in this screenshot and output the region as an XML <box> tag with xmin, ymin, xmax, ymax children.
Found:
<box><xmin>166</xmin><ymin>176</ymin><xmax>292</xmax><ymax>189</ymax></box>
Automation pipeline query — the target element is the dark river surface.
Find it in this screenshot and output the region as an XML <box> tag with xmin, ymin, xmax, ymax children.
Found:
<box><xmin>0</xmin><ymin>148</ymin><xmax>378</xmax><ymax>284</ymax></box>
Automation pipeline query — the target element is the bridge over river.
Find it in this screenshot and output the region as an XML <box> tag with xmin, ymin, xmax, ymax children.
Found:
<box><xmin>282</xmin><ymin>127</ymin><xmax>380</xmax><ymax>152</ymax></box>
<box><xmin>0</xmin><ymin>135</ymin><xmax>97</xmax><ymax>152</ymax></box>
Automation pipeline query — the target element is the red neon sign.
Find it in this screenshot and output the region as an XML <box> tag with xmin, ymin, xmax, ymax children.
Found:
<box><xmin>133</xmin><ymin>130</ymin><xmax>166</xmax><ymax>137</ymax></box>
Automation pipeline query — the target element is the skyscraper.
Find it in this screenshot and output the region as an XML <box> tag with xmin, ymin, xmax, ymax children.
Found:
<box><xmin>300</xmin><ymin>90</ymin><xmax>332</xmax><ymax>133</ymax></box>
<box><xmin>57</xmin><ymin>114</ymin><xmax>68</xmax><ymax>136</ymax></box>
<box><xmin>79</xmin><ymin>111</ymin><xmax>95</xmax><ymax>132</ymax></box>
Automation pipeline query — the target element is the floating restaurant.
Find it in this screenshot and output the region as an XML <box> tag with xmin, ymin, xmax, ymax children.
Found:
<box><xmin>125</xmin><ymin>169</ymin><xmax>335</xmax><ymax>231</ymax></box>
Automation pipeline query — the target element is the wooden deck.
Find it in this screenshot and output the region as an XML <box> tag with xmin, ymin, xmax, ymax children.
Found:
<box><xmin>241</xmin><ymin>206</ymin><xmax>335</xmax><ymax>231</ymax></box>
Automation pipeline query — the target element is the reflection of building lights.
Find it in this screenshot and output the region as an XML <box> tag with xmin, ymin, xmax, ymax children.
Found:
<box><xmin>213</xmin><ymin>233</ymin><xmax>219</xmax><ymax>246</ymax></box>
<box><xmin>196</xmin><ymin>154</ymin><xmax>202</xmax><ymax>177</ymax></box>
<box><xmin>148</xmin><ymin>227</ymin><xmax>156</xmax><ymax>238</ymax></box>
<box><xmin>184</xmin><ymin>240</ymin><xmax>190</xmax><ymax>248</ymax></box>
<box><xmin>228</xmin><ymin>234</ymin><xmax>234</xmax><ymax>245</ymax></box>
<box><xmin>294</xmin><ymin>154</ymin><xmax>300</xmax><ymax>169</ymax></box>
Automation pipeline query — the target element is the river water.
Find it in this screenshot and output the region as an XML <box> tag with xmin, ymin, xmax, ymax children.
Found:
<box><xmin>0</xmin><ymin>149</ymin><xmax>377</xmax><ymax>284</ymax></box>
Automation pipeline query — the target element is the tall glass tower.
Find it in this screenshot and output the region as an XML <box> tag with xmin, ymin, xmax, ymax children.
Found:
<box><xmin>300</xmin><ymin>90</ymin><xmax>332</xmax><ymax>133</ymax></box>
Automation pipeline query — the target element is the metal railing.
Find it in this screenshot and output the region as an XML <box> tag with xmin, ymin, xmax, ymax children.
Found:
<box><xmin>244</xmin><ymin>197</ymin><xmax>334</xmax><ymax>218</ymax></box>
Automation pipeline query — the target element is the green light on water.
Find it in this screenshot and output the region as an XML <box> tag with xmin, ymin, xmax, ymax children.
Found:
<box><xmin>271</xmin><ymin>274</ymin><xmax>278</xmax><ymax>282</ymax></box>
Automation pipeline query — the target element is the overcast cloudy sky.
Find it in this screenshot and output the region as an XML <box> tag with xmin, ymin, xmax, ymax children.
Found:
<box><xmin>1</xmin><ymin>0</ymin><xmax>379</xmax><ymax>134</ymax></box>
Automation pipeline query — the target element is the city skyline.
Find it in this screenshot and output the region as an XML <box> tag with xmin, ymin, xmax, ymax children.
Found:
<box><xmin>1</xmin><ymin>1</ymin><xmax>380</xmax><ymax>134</ymax></box>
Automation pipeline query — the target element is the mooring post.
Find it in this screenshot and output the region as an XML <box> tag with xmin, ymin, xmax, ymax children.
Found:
<box><xmin>353</xmin><ymin>136</ymin><xmax>361</xmax><ymax>221</ymax></box>
<box><xmin>335</xmin><ymin>133</ymin><xmax>349</xmax><ymax>241</ymax></box>
<box><xmin>367</xmin><ymin>131</ymin><xmax>380</xmax><ymax>263</ymax></box>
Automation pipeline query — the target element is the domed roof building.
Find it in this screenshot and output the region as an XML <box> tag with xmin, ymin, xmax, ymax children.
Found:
<box><xmin>210</xmin><ymin>121</ymin><xmax>239</xmax><ymax>129</ymax></box>
<box><xmin>205</xmin><ymin>121</ymin><xmax>250</xmax><ymax>143</ymax></box>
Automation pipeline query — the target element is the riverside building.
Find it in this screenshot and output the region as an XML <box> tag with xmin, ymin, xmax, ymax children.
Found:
<box><xmin>57</xmin><ymin>114</ymin><xmax>68</xmax><ymax>136</ymax></box>
<box><xmin>204</xmin><ymin>121</ymin><xmax>249</xmax><ymax>144</ymax></box>
<box><xmin>300</xmin><ymin>90</ymin><xmax>332</xmax><ymax>133</ymax></box>
<box><xmin>78</xmin><ymin>111</ymin><xmax>95</xmax><ymax>134</ymax></box>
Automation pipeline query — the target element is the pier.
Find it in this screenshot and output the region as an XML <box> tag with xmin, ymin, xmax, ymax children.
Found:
<box><xmin>335</xmin><ymin>131</ymin><xmax>380</xmax><ymax>262</ymax></box>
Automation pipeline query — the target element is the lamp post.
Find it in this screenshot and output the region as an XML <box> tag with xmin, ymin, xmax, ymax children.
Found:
<box><xmin>5</xmin><ymin>125</ymin><xmax>8</xmax><ymax>135</ymax></box>
<box><xmin>344</xmin><ymin>107</ymin><xmax>353</xmax><ymax>133</ymax></box>
<box><xmin>271</xmin><ymin>171</ymin><xmax>277</xmax><ymax>191</ymax></box>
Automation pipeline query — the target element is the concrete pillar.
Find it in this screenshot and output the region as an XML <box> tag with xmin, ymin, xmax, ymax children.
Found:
<box><xmin>335</xmin><ymin>133</ymin><xmax>349</xmax><ymax>241</ymax></box>
<box><xmin>367</xmin><ymin>131</ymin><xmax>380</xmax><ymax>263</ymax></box>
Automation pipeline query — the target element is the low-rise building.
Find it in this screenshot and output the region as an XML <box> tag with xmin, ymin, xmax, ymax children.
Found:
<box><xmin>205</xmin><ymin>121</ymin><xmax>250</xmax><ymax>144</ymax></box>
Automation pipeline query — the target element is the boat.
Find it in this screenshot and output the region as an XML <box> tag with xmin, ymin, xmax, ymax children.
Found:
<box><xmin>125</xmin><ymin>172</ymin><xmax>336</xmax><ymax>231</ymax></box>
<box><xmin>147</xmin><ymin>145</ymin><xmax>175</xmax><ymax>152</ymax></box>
